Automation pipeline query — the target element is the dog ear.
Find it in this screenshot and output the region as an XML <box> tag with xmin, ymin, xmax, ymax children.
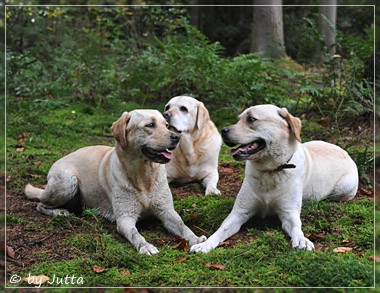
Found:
<box><xmin>279</xmin><ymin>108</ymin><xmax>302</xmax><ymax>142</ymax></box>
<box><xmin>196</xmin><ymin>102</ymin><xmax>210</xmax><ymax>130</ymax></box>
<box><xmin>112</xmin><ymin>111</ymin><xmax>130</xmax><ymax>148</ymax></box>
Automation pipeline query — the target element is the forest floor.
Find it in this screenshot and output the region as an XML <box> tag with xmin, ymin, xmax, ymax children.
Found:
<box><xmin>4</xmin><ymin>98</ymin><xmax>375</xmax><ymax>288</ymax></box>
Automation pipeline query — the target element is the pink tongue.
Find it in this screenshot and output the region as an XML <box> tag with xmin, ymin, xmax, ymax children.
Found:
<box><xmin>160</xmin><ymin>151</ymin><xmax>173</xmax><ymax>160</ymax></box>
<box><xmin>231</xmin><ymin>143</ymin><xmax>257</xmax><ymax>156</ymax></box>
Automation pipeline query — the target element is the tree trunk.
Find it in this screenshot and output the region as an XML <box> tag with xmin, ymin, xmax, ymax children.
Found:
<box><xmin>317</xmin><ymin>0</ymin><xmax>337</xmax><ymax>62</ymax></box>
<box><xmin>190</xmin><ymin>0</ymin><xmax>200</xmax><ymax>29</ymax></box>
<box><xmin>250</xmin><ymin>0</ymin><xmax>286</xmax><ymax>59</ymax></box>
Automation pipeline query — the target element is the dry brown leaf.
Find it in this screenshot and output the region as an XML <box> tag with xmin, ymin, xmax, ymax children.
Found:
<box><xmin>359</xmin><ymin>187</ymin><xmax>374</xmax><ymax>196</ymax></box>
<box><xmin>16</xmin><ymin>146</ymin><xmax>26</xmax><ymax>152</ymax></box>
<box><xmin>173</xmin><ymin>257</ymin><xmax>188</xmax><ymax>264</ymax></box>
<box><xmin>220</xmin><ymin>166</ymin><xmax>234</xmax><ymax>174</ymax></box>
<box><xmin>6</xmin><ymin>245</ymin><xmax>15</xmax><ymax>259</ymax></box>
<box><xmin>17</xmin><ymin>132</ymin><xmax>30</xmax><ymax>140</ymax></box>
<box><xmin>120</xmin><ymin>269</ymin><xmax>131</xmax><ymax>276</ymax></box>
<box><xmin>333</xmin><ymin>247</ymin><xmax>353</xmax><ymax>253</ymax></box>
<box><xmin>189</xmin><ymin>213</ymin><xmax>197</xmax><ymax>220</ymax></box>
<box><xmin>92</xmin><ymin>265</ymin><xmax>106</xmax><ymax>273</ymax></box>
<box><xmin>217</xmin><ymin>241</ymin><xmax>230</xmax><ymax>248</ymax></box>
<box><xmin>22</xmin><ymin>275</ymin><xmax>50</xmax><ymax>285</ymax></box>
<box><xmin>368</xmin><ymin>255</ymin><xmax>380</xmax><ymax>262</ymax></box>
<box><xmin>33</xmin><ymin>161</ymin><xmax>42</xmax><ymax>166</ymax></box>
<box><xmin>204</xmin><ymin>262</ymin><xmax>225</xmax><ymax>270</ymax></box>
<box><xmin>156</xmin><ymin>239</ymin><xmax>166</xmax><ymax>245</ymax></box>
<box><xmin>173</xmin><ymin>238</ymin><xmax>188</xmax><ymax>252</ymax></box>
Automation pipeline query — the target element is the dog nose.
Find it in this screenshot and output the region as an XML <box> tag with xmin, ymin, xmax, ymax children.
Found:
<box><xmin>163</xmin><ymin>112</ymin><xmax>171</xmax><ymax>120</ymax></box>
<box><xmin>221</xmin><ymin>127</ymin><xmax>230</xmax><ymax>136</ymax></box>
<box><xmin>170</xmin><ymin>132</ymin><xmax>180</xmax><ymax>143</ymax></box>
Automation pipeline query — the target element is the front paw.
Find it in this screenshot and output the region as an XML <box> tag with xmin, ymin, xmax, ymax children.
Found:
<box><xmin>190</xmin><ymin>240</ymin><xmax>216</xmax><ymax>253</ymax></box>
<box><xmin>188</xmin><ymin>235</ymin><xmax>207</xmax><ymax>246</ymax></box>
<box><xmin>291</xmin><ymin>236</ymin><xmax>314</xmax><ymax>251</ymax></box>
<box><xmin>205</xmin><ymin>187</ymin><xmax>221</xmax><ymax>195</ymax></box>
<box><xmin>138</xmin><ymin>243</ymin><xmax>159</xmax><ymax>255</ymax></box>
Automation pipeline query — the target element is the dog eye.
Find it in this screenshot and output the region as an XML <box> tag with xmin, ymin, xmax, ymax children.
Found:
<box><xmin>180</xmin><ymin>106</ymin><xmax>188</xmax><ymax>113</ymax></box>
<box><xmin>145</xmin><ymin>122</ymin><xmax>155</xmax><ymax>128</ymax></box>
<box><xmin>247</xmin><ymin>116</ymin><xmax>257</xmax><ymax>123</ymax></box>
<box><xmin>164</xmin><ymin>105</ymin><xmax>170</xmax><ymax>111</ymax></box>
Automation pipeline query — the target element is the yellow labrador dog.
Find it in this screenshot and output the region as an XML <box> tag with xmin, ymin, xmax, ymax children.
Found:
<box><xmin>163</xmin><ymin>96</ymin><xmax>222</xmax><ymax>195</ymax></box>
<box><xmin>191</xmin><ymin>104</ymin><xmax>358</xmax><ymax>253</ymax></box>
<box><xmin>25</xmin><ymin>110</ymin><xmax>206</xmax><ymax>255</ymax></box>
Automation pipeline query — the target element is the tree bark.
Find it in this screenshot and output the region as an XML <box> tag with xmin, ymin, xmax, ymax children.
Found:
<box><xmin>250</xmin><ymin>0</ymin><xmax>286</xmax><ymax>59</ymax></box>
<box><xmin>317</xmin><ymin>0</ymin><xmax>337</xmax><ymax>62</ymax></box>
<box><xmin>190</xmin><ymin>0</ymin><xmax>200</xmax><ymax>29</ymax></box>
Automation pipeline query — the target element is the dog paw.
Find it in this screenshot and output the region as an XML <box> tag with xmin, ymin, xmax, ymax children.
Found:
<box><xmin>291</xmin><ymin>236</ymin><xmax>315</xmax><ymax>251</ymax></box>
<box><xmin>138</xmin><ymin>243</ymin><xmax>159</xmax><ymax>255</ymax></box>
<box><xmin>188</xmin><ymin>235</ymin><xmax>207</xmax><ymax>246</ymax></box>
<box><xmin>205</xmin><ymin>187</ymin><xmax>221</xmax><ymax>195</ymax></box>
<box><xmin>190</xmin><ymin>240</ymin><xmax>216</xmax><ymax>253</ymax></box>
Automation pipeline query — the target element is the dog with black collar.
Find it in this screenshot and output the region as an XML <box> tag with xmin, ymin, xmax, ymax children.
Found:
<box><xmin>191</xmin><ymin>104</ymin><xmax>358</xmax><ymax>253</ymax></box>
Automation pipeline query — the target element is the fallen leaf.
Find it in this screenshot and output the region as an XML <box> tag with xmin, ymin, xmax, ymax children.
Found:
<box><xmin>359</xmin><ymin>187</ymin><xmax>373</xmax><ymax>196</ymax></box>
<box><xmin>22</xmin><ymin>275</ymin><xmax>50</xmax><ymax>285</ymax></box>
<box><xmin>33</xmin><ymin>161</ymin><xmax>42</xmax><ymax>166</ymax></box>
<box><xmin>17</xmin><ymin>132</ymin><xmax>30</xmax><ymax>140</ymax></box>
<box><xmin>368</xmin><ymin>255</ymin><xmax>380</xmax><ymax>262</ymax></box>
<box><xmin>307</xmin><ymin>233</ymin><xmax>325</xmax><ymax>241</ymax></box>
<box><xmin>156</xmin><ymin>239</ymin><xmax>166</xmax><ymax>245</ymax></box>
<box><xmin>333</xmin><ymin>247</ymin><xmax>353</xmax><ymax>253</ymax></box>
<box><xmin>173</xmin><ymin>238</ymin><xmax>188</xmax><ymax>252</ymax></box>
<box><xmin>120</xmin><ymin>269</ymin><xmax>131</xmax><ymax>276</ymax></box>
<box><xmin>16</xmin><ymin>146</ymin><xmax>25</xmax><ymax>152</ymax></box>
<box><xmin>92</xmin><ymin>265</ymin><xmax>105</xmax><ymax>273</ymax></box>
<box><xmin>30</xmin><ymin>174</ymin><xmax>43</xmax><ymax>178</ymax></box>
<box><xmin>217</xmin><ymin>241</ymin><xmax>230</xmax><ymax>248</ymax></box>
<box><xmin>173</xmin><ymin>257</ymin><xmax>188</xmax><ymax>264</ymax></box>
<box><xmin>189</xmin><ymin>213</ymin><xmax>197</xmax><ymax>220</ymax></box>
<box><xmin>220</xmin><ymin>166</ymin><xmax>234</xmax><ymax>174</ymax></box>
<box><xmin>204</xmin><ymin>262</ymin><xmax>225</xmax><ymax>270</ymax></box>
<box><xmin>6</xmin><ymin>245</ymin><xmax>15</xmax><ymax>259</ymax></box>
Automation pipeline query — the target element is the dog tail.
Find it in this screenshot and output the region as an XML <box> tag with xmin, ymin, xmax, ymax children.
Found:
<box><xmin>25</xmin><ymin>184</ymin><xmax>44</xmax><ymax>200</ymax></box>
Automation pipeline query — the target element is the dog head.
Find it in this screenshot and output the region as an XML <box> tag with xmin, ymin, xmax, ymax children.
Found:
<box><xmin>163</xmin><ymin>96</ymin><xmax>210</xmax><ymax>134</ymax></box>
<box><xmin>221</xmin><ymin>104</ymin><xmax>301</xmax><ymax>164</ymax></box>
<box><xmin>112</xmin><ymin>110</ymin><xmax>180</xmax><ymax>164</ymax></box>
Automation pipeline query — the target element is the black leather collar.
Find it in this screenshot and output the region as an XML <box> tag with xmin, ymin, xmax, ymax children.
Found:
<box><xmin>274</xmin><ymin>156</ymin><xmax>296</xmax><ymax>171</ymax></box>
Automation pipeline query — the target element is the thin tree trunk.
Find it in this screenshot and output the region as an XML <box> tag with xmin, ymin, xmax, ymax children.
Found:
<box><xmin>317</xmin><ymin>0</ymin><xmax>337</xmax><ymax>63</ymax></box>
<box><xmin>250</xmin><ymin>0</ymin><xmax>286</xmax><ymax>59</ymax></box>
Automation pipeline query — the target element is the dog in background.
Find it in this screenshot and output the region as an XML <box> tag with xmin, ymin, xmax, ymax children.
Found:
<box><xmin>191</xmin><ymin>104</ymin><xmax>358</xmax><ymax>253</ymax></box>
<box><xmin>25</xmin><ymin>109</ymin><xmax>206</xmax><ymax>255</ymax></box>
<box><xmin>163</xmin><ymin>96</ymin><xmax>222</xmax><ymax>195</ymax></box>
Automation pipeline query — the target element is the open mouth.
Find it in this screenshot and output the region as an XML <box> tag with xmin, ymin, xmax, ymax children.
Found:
<box><xmin>141</xmin><ymin>146</ymin><xmax>176</xmax><ymax>164</ymax></box>
<box><xmin>168</xmin><ymin>125</ymin><xmax>182</xmax><ymax>134</ymax></box>
<box><xmin>230</xmin><ymin>139</ymin><xmax>266</xmax><ymax>161</ymax></box>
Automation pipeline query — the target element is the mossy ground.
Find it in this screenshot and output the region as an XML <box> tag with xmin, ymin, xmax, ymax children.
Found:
<box><xmin>5</xmin><ymin>98</ymin><xmax>375</xmax><ymax>288</ymax></box>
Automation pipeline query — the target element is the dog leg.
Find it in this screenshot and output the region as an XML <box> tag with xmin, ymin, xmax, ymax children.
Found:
<box><xmin>25</xmin><ymin>171</ymin><xmax>78</xmax><ymax>216</ymax></box>
<box><xmin>202</xmin><ymin>171</ymin><xmax>221</xmax><ymax>195</ymax></box>
<box><xmin>156</xmin><ymin>209</ymin><xmax>207</xmax><ymax>246</ymax></box>
<box><xmin>190</xmin><ymin>205</ymin><xmax>254</xmax><ymax>253</ymax></box>
<box><xmin>278</xmin><ymin>210</ymin><xmax>314</xmax><ymax>251</ymax></box>
<box><xmin>116</xmin><ymin>216</ymin><xmax>159</xmax><ymax>255</ymax></box>
<box><xmin>37</xmin><ymin>203</ymin><xmax>70</xmax><ymax>216</ymax></box>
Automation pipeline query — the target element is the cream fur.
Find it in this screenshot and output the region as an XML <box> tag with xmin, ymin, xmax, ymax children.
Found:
<box><xmin>191</xmin><ymin>104</ymin><xmax>358</xmax><ymax>253</ymax></box>
<box><xmin>25</xmin><ymin>109</ymin><xmax>206</xmax><ymax>255</ymax></box>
